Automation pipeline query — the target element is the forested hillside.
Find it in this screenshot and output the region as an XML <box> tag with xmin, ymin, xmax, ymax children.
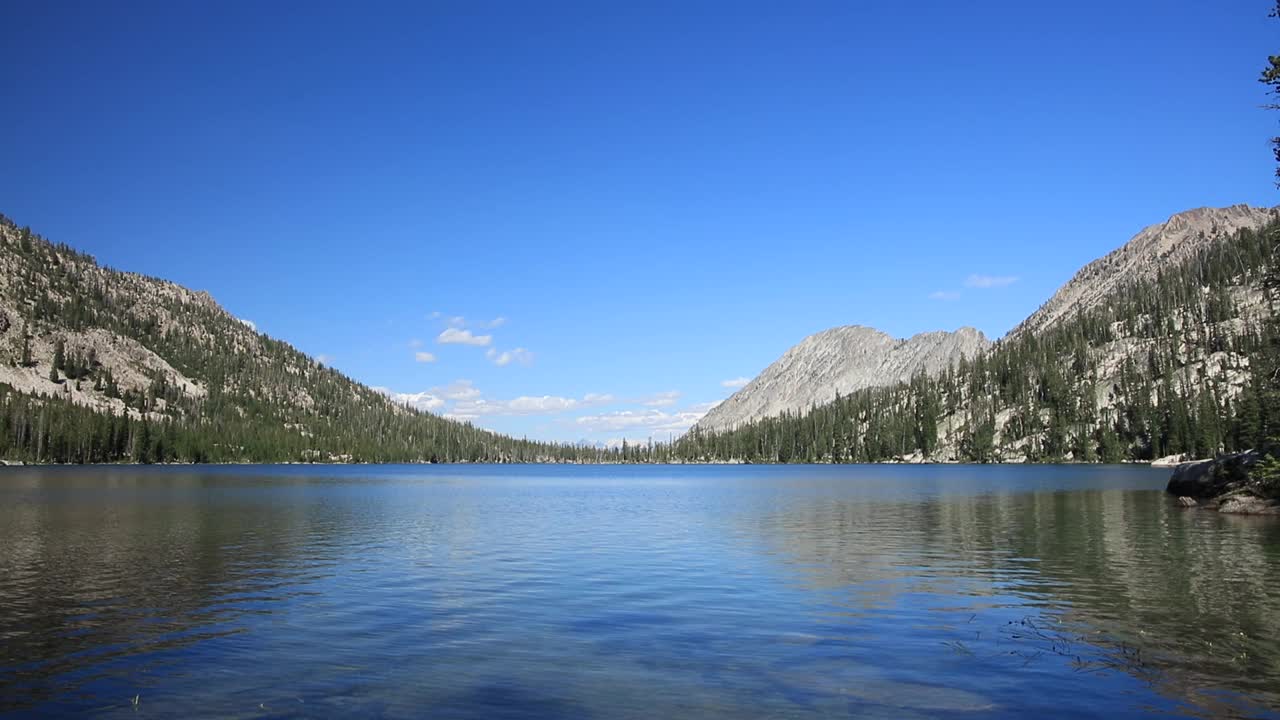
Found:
<box><xmin>3</xmin><ymin>210</ymin><xmax>1277</xmax><ymax>467</ymax></box>
<box><xmin>674</xmin><ymin>220</ymin><xmax>1280</xmax><ymax>464</ymax></box>
<box><xmin>0</xmin><ymin>215</ymin><xmax>621</xmax><ymax>464</ymax></box>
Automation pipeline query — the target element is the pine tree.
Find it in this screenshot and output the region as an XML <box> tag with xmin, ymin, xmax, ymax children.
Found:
<box><xmin>1099</xmin><ymin>423</ymin><xmax>1123</xmax><ymax>463</ymax></box>
<box><xmin>1261</xmin><ymin>0</ymin><xmax>1280</xmax><ymax>185</ymax></box>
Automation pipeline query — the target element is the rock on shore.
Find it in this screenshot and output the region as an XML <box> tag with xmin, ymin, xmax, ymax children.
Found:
<box><xmin>1165</xmin><ymin>451</ymin><xmax>1279</xmax><ymax>515</ymax></box>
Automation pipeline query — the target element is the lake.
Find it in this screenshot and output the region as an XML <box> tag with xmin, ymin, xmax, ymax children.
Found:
<box><xmin>1</xmin><ymin>464</ymin><xmax>1278</xmax><ymax>718</ymax></box>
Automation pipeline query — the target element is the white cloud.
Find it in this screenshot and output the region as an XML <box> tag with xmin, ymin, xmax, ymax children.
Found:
<box><xmin>573</xmin><ymin>406</ymin><xmax>710</xmax><ymax>435</ymax></box>
<box><xmin>439</xmin><ymin>379</ymin><xmax>481</xmax><ymax>401</ymax></box>
<box><xmin>720</xmin><ymin>377</ymin><xmax>750</xmax><ymax>389</ymax></box>
<box><xmin>442</xmin><ymin>401</ymin><xmax>498</xmax><ymax>420</ymax></box>
<box><xmin>507</xmin><ymin>396</ymin><xmax>578</xmax><ymax>413</ymax></box>
<box><xmin>426</xmin><ymin>383</ymin><xmax>615</xmax><ymax>421</ymax></box>
<box><xmin>237</xmin><ymin>318</ymin><xmax>257</xmax><ymax>332</ymax></box>
<box><xmin>378</xmin><ymin>378</ymin><xmax>623</xmax><ymax>427</ymax></box>
<box><xmin>928</xmin><ymin>290</ymin><xmax>962</xmax><ymax>301</ymax></box>
<box><xmin>414</xmin><ymin>351</ymin><xmax>437</xmax><ymax>363</ymax></box>
<box><xmin>400</xmin><ymin>392</ymin><xmax>446</xmax><ymax>411</ymax></box>
<box><xmin>380</xmin><ymin>380</ymin><xmax>482</xmax><ymax>415</ymax></box>
<box><xmin>481</xmin><ymin>316</ymin><xmax>507</xmax><ymax>329</ymax></box>
<box><xmin>486</xmin><ymin>347</ymin><xmax>534</xmax><ymax>367</ymax></box>
<box><xmin>438</xmin><ymin>328</ymin><xmax>492</xmax><ymax>346</ymax></box>
<box><xmin>641</xmin><ymin>390</ymin><xmax>681</xmax><ymax>407</ymax></box>
<box><xmin>427</xmin><ymin>311</ymin><xmax>466</xmax><ymax>327</ymax></box>
<box><xmin>374</xmin><ymin>388</ymin><xmax>446</xmax><ymax>412</ymax></box>
<box><xmin>408</xmin><ymin>338</ymin><xmax>424</xmax><ymax>348</ymax></box>
<box><xmin>447</xmin><ymin>394</ymin><xmax>582</xmax><ymax>420</ymax></box>
<box><xmin>963</xmin><ymin>274</ymin><xmax>1018</xmax><ymax>289</ymax></box>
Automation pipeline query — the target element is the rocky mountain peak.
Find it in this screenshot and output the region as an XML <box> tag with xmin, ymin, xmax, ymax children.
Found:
<box><xmin>692</xmin><ymin>205</ymin><xmax>1275</xmax><ymax>437</ymax></box>
<box><xmin>694</xmin><ymin>325</ymin><xmax>990</xmax><ymax>433</ymax></box>
<box><xmin>1008</xmin><ymin>204</ymin><xmax>1277</xmax><ymax>339</ymax></box>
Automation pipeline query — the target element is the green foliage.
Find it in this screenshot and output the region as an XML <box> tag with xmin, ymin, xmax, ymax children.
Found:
<box><xmin>673</xmin><ymin>222</ymin><xmax>1280</xmax><ymax>464</ymax></box>
<box><xmin>1255</xmin><ymin>451</ymin><xmax>1280</xmax><ymax>498</ymax></box>
<box><xmin>1247</xmin><ymin>225</ymin><xmax>1280</xmax><ymax>490</ymax></box>
<box><xmin>0</xmin><ymin>214</ymin><xmax>659</xmax><ymax>465</ymax></box>
<box><xmin>1264</xmin><ymin>2</ymin><xmax>1280</xmax><ymax>185</ymax></box>
<box><xmin>0</xmin><ymin>211</ymin><xmax>1276</xmax><ymax>468</ymax></box>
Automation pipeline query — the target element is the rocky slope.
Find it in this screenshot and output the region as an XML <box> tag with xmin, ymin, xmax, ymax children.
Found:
<box><xmin>696</xmin><ymin>326</ymin><xmax>990</xmax><ymax>433</ymax></box>
<box><xmin>677</xmin><ymin>203</ymin><xmax>1278</xmax><ymax>465</ymax></box>
<box><xmin>695</xmin><ymin>204</ymin><xmax>1277</xmax><ymax>439</ymax></box>
<box><xmin>1009</xmin><ymin>204</ymin><xmax>1278</xmax><ymax>339</ymax></box>
<box><xmin>0</xmin><ymin>243</ymin><xmax>220</xmax><ymax>421</ymax></box>
<box><xmin>0</xmin><ymin>220</ymin><xmax>336</xmax><ymax>424</ymax></box>
<box><xmin>1167</xmin><ymin>451</ymin><xmax>1279</xmax><ymax>514</ymax></box>
<box><xmin>0</xmin><ymin>215</ymin><xmax>601</xmax><ymax>463</ymax></box>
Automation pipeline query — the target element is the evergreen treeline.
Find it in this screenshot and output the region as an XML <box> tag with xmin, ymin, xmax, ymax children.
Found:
<box><xmin>673</xmin><ymin>222</ymin><xmax>1280</xmax><ymax>466</ymax></box>
<box><xmin>1</xmin><ymin>212</ymin><xmax>1277</xmax><ymax>467</ymax></box>
<box><xmin>0</xmin><ymin>378</ymin><xmax>655</xmax><ymax>464</ymax></box>
<box><xmin>0</xmin><ymin>215</ymin><xmax>641</xmax><ymax>464</ymax></box>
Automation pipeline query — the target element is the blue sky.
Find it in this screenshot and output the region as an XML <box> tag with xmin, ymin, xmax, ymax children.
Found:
<box><xmin>2</xmin><ymin>1</ymin><xmax>1277</xmax><ymax>444</ymax></box>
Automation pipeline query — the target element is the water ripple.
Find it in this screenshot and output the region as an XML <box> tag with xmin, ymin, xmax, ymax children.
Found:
<box><xmin>0</xmin><ymin>464</ymin><xmax>1277</xmax><ymax>718</ymax></box>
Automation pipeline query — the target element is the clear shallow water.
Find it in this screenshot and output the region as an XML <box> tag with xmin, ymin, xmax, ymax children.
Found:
<box><xmin>1</xmin><ymin>464</ymin><xmax>1278</xmax><ymax>719</ymax></box>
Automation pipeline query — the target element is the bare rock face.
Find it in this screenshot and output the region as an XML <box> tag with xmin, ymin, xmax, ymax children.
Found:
<box><xmin>1218</xmin><ymin>495</ymin><xmax>1280</xmax><ymax>515</ymax></box>
<box><xmin>1166</xmin><ymin>452</ymin><xmax>1257</xmax><ymax>497</ymax></box>
<box><xmin>1009</xmin><ymin>204</ymin><xmax>1278</xmax><ymax>339</ymax></box>
<box><xmin>0</xmin><ymin>310</ymin><xmax>8</xmax><ymax>334</ymax></box>
<box><xmin>695</xmin><ymin>325</ymin><xmax>990</xmax><ymax>433</ymax></box>
<box><xmin>1166</xmin><ymin>451</ymin><xmax>1280</xmax><ymax>515</ymax></box>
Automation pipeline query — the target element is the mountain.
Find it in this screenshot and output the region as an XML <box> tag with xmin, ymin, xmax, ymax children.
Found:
<box><xmin>677</xmin><ymin>204</ymin><xmax>1279</xmax><ymax>464</ymax></box>
<box><xmin>1010</xmin><ymin>204</ymin><xmax>1278</xmax><ymax>338</ymax></box>
<box><xmin>695</xmin><ymin>326</ymin><xmax>990</xmax><ymax>433</ymax></box>
<box><xmin>0</xmin><ymin>215</ymin><xmax>616</xmax><ymax>464</ymax></box>
<box><xmin>699</xmin><ymin>205</ymin><xmax>1278</xmax><ymax>438</ymax></box>
<box><xmin>3</xmin><ymin>203</ymin><xmax>1275</xmax><ymax>466</ymax></box>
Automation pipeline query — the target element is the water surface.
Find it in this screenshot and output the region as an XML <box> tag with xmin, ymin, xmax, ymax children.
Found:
<box><xmin>1</xmin><ymin>464</ymin><xmax>1278</xmax><ymax>718</ymax></box>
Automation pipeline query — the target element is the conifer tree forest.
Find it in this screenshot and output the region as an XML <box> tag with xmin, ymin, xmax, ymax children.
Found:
<box><xmin>0</xmin><ymin>212</ymin><xmax>1277</xmax><ymax>467</ymax></box>
<box><xmin>0</xmin><ymin>215</ymin><xmax>641</xmax><ymax>464</ymax></box>
<box><xmin>1246</xmin><ymin>0</ymin><xmax>1280</xmax><ymax>488</ymax></box>
<box><xmin>672</xmin><ymin>221</ymin><xmax>1280</xmax><ymax>466</ymax></box>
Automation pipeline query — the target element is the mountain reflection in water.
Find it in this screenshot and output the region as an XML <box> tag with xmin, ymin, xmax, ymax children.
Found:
<box><xmin>0</xmin><ymin>464</ymin><xmax>1277</xmax><ymax>718</ymax></box>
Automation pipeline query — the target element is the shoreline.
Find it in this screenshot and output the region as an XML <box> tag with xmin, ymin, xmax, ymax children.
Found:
<box><xmin>0</xmin><ymin>458</ymin><xmax>1168</xmax><ymax>468</ymax></box>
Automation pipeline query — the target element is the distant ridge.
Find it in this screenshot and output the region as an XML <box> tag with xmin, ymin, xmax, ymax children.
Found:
<box><xmin>0</xmin><ymin>214</ymin><xmax>606</xmax><ymax>463</ymax></box>
<box><xmin>696</xmin><ymin>203</ymin><xmax>1279</xmax><ymax>438</ymax></box>
<box><xmin>695</xmin><ymin>325</ymin><xmax>990</xmax><ymax>433</ymax></box>
<box><xmin>1008</xmin><ymin>204</ymin><xmax>1278</xmax><ymax>339</ymax></box>
<box><xmin>674</xmin><ymin>203</ymin><xmax>1279</xmax><ymax>464</ymax></box>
